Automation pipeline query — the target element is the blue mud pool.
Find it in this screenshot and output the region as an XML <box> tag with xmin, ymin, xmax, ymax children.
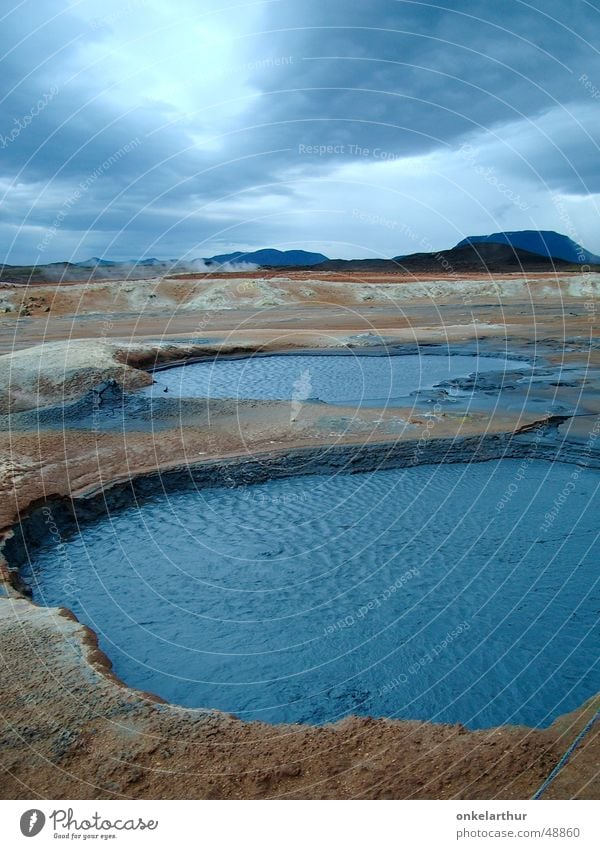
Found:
<box><xmin>24</xmin><ymin>459</ymin><xmax>598</xmax><ymax>729</ymax></box>
<box><xmin>142</xmin><ymin>353</ymin><xmax>521</xmax><ymax>406</ymax></box>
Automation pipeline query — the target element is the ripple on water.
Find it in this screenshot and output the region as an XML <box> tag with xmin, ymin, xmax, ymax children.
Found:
<box><xmin>23</xmin><ymin>460</ymin><xmax>599</xmax><ymax>728</ymax></box>
<box><xmin>141</xmin><ymin>353</ymin><xmax>522</xmax><ymax>406</ymax></box>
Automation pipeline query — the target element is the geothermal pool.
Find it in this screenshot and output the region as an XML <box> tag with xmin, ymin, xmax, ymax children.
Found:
<box><xmin>142</xmin><ymin>353</ymin><xmax>522</xmax><ymax>405</ymax></box>
<box><xmin>23</xmin><ymin>460</ymin><xmax>599</xmax><ymax>729</ymax></box>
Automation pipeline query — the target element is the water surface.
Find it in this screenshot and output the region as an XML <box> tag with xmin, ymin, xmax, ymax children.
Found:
<box><xmin>142</xmin><ymin>353</ymin><xmax>521</xmax><ymax>406</ymax></box>
<box><xmin>24</xmin><ymin>460</ymin><xmax>599</xmax><ymax>728</ymax></box>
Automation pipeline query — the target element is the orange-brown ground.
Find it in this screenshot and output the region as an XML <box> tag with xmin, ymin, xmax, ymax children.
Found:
<box><xmin>0</xmin><ymin>269</ymin><xmax>598</xmax><ymax>799</ymax></box>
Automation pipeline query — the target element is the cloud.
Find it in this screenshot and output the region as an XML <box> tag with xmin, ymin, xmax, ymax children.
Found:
<box><xmin>1</xmin><ymin>0</ymin><xmax>599</xmax><ymax>263</ymax></box>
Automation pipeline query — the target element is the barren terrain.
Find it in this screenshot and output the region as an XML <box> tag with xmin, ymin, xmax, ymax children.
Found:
<box><xmin>0</xmin><ymin>269</ymin><xmax>598</xmax><ymax>799</ymax></box>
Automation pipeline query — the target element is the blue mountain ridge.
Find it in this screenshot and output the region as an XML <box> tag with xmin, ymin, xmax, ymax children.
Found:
<box><xmin>455</xmin><ymin>230</ymin><xmax>600</xmax><ymax>264</ymax></box>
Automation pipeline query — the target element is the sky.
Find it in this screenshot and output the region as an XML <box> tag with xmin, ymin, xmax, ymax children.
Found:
<box><xmin>1</xmin><ymin>0</ymin><xmax>599</xmax><ymax>263</ymax></box>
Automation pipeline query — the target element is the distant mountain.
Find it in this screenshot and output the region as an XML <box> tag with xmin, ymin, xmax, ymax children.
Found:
<box><xmin>313</xmin><ymin>242</ymin><xmax>579</xmax><ymax>274</ymax></box>
<box><xmin>4</xmin><ymin>233</ymin><xmax>599</xmax><ymax>285</ymax></box>
<box><xmin>129</xmin><ymin>257</ymin><xmax>165</xmax><ymax>266</ymax></box>
<box><xmin>75</xmin><ymin>257</ymin><xmax>119</xmax><ymax>267</ymax></box>
<box><xmin>205</xmin><ymin>248</ymin><xmax>329</xmax><ymax>267</ymax></box>
<box><xmin>75</xmin><ymin>256</ymin><xmax>169</xmax><ymax>268</ymax></box>
<box><xmin>455</xmin><ymin>231</ymin><xmax>600</xmax><ymax>265</ymax></box>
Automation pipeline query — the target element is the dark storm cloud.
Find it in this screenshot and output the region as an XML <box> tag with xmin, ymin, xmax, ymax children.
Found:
<box><xmin>242</xmin><ymin>0</ymin><xmax>600</xmax><ymax>168</ymax></box>
<box><xmin>1</xmin><ymin>0</ymin><xmax>599</xmax><ymax>262</ymax></box>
